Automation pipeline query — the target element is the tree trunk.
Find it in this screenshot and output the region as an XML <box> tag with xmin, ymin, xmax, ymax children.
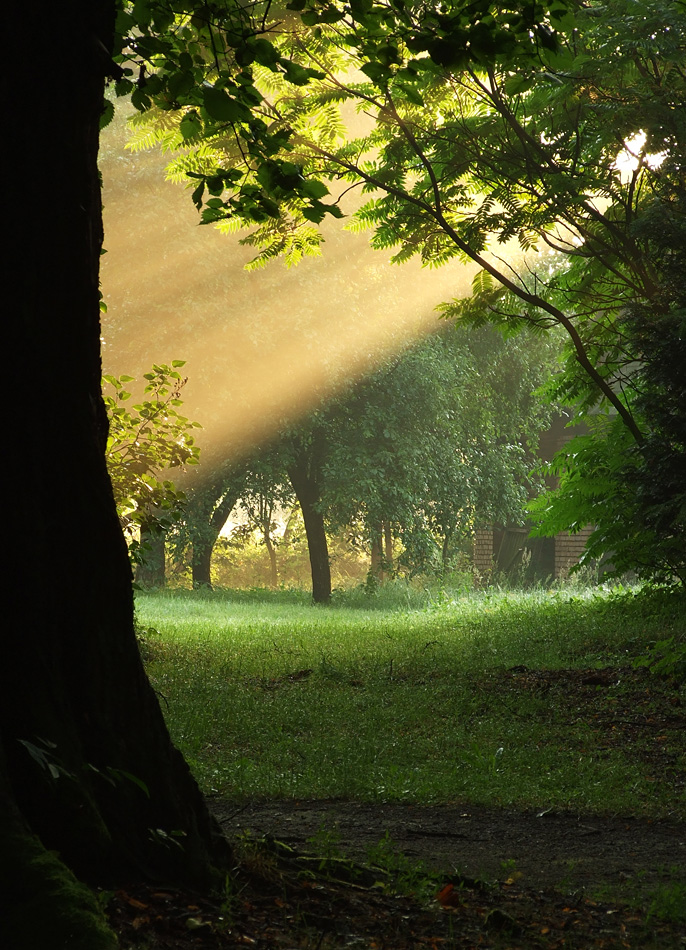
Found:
<box><xmin>287</xmin><ymin>446</ymin><xmax>331</xmax><ymax>604</ymax></box>
<box><xmin>265</xmin><ymin>532</ymin><xmax>279</xmax><ymax>588</ymax></box>
<box><xmin>370</xmin><ymin>529</ymin><xmax>385</xmax><ymax>584</ymax></box>
<box><xmin>135</xmin><ymin>522</ymin><xmax>167</xmax><ymax>588</ymax></box>
<box><xmin>192</xmin><ymin>539</ymin><xmax>215</xmax><ymax>588</ymax></box>
<box><xmin>0</xmin><ymin>741</ymin><xmax>117</xmax><ymax>949</ymax></box>
<box><xmin>371</xmin><ymin>522</ymin><xmax>394</xmax><ymax>584</ymax></box>
<box><xmin>3</xmin><ymin>5</ymin><xmax>230</xmax><ymax>941</ymax></box>
<box><xmin>189</xmin><ymin>482</ymin><xmax>242</xmax><ymax>588</ymax></box>
<box><xmin>281</xmin><ymin>504</ymin><xmax>298</xmax><ymax>544</ymax></box>
<box><xmin>384</xmin><ymin>522</ymin><xmax>394</xmax><ymax>574</ymax></box>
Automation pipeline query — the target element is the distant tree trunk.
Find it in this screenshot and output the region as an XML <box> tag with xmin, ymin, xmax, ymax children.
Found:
<box><xmin>370</xmin><ymin>528</ymin><xmax>385</xmax><ymax>584</ymax></box>
<box><xmin>384</xmin><ymin>522</ymin><xmax>394</xmax><ymax>574</ymax></box>
<box><xmin>265</xmin><ymin>533</ymin><xmax>279</xmax><ymax>587</ymax></box>
<box><xmin>135</xmin><ymin>522</ymin><xmax>167</xmax><ymax>587</ymax></box>
<box><xmin>3</xmin><ymin>4</ymin><xmax>230</xmax><ymax>943</ymax></box>
<box><xmin>189</xmin><ymin>482</ymin><xmax>242</xmax><ymax>588</ymax></box>
<box><xmin>441</xmin><ymin>527</ymin><xmax>456</xmax><ymax>570</ymax></box>
<box><xmin>370</xmin><ymin>522</ymin><xmax>393</xmax><ymax>584</ymax></box>
<box><xmin>192</xmin><ymin>540</ymin><xmax>215</xmax><ymax>588</ymax></box>
<box><xmin>281</xmin><ymin>504</ymin><xmax>298</xmax><ymax>544</ymax></box>
<box><xmin>287</xmin><ymin>444</ymin><xmax>331</xmax><ymax>604</ymax></box>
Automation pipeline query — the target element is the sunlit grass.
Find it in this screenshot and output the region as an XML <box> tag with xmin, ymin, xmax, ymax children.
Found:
<box><xmin>136</xmin><ymin>585</ymin><xmax>685</xmax><ymax>817</ymax></box>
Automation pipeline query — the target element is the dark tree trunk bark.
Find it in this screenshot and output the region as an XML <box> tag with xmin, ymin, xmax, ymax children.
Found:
<box><xmin>193</xmin><ymin>539</ymin><xmax>215</xmax><ymax>588</ymax></box>
<box><xmin>287</xmin><ymin>445</ymin><xmax>331</xmax><ymax>604</ymax></box>
<box><xmin>135</xmin><ymin>522</ymin><xmax>167</xmax><ymax>588</ymax></box>
<box><xmin>189</xmin><ymin>483</ymin><xmax>242</xmax><ymax>588</ymax></box>
<box><xmin>3</xmin><ymin>4</ymin><xmax>230</xmax><ymax>942</ymax></box>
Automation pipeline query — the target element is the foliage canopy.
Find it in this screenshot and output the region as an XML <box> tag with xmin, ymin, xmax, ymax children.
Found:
<box><xmin>110</xmin><ymin>0</ymin><xmax>686</xmax><ymax>582</ymax></box>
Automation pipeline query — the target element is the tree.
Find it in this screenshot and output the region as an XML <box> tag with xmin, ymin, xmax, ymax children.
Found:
<box><xmin>207</xmin><ymin>321</ymin><xmax>556</xmax><ymax>600</ymax></box>
<box><xmin>318</xmin><ymin>323</ymin><xmax>558</xmax><ymax>578</ymax></box>
<box><xmin>171</xmin><ymin>456</ymin><xmax>294</xmax><ymax>588</ymax></box>
<box><xmin>284</xmin><ymin>426</ymin><xmax>334</xmax><ymax>602</ymax></box>
<box><xmin>529</xmin><ymin>191</ymin><xmax>686</xmax><ymax>584</ymax></box>
<box><xmin>181</xmin><ymin>467</ymin><xmax>247</xmax><ymax>587</ymax></box>
<box><xmin>234</xmin><ymin>469</ymin><xmax>296</xmax><ymax>587</ymax></box>
<box><xmin>2</xmin><ymin>3</ymin><xmax>232</xmax><ymax>945</ymax></box>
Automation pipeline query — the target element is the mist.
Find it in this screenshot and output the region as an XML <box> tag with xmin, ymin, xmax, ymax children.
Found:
<box><xmin>99</xmin><ymin>109</ymin><xmax>477</xmax><ymax>478</ymax></box>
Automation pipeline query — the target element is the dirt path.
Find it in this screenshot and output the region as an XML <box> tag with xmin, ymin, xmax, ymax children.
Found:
<box><xmin>211</xmin><ymin>798</ymin><xmax>686</xmax><ymax>893</ymax></box>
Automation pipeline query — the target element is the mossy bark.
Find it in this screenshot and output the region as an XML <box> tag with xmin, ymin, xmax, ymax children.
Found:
<box><xmin>0</xmin><ymin>753</ymin><xmax>117</xmax><ymax>950</ymax></box>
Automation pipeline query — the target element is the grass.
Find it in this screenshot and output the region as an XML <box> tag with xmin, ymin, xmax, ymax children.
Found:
<box><xmin>136</xmin><ymin>583</ymin><xmax>685</xmax><ymax>818</ymax></box>
<box><xmin>592</xmin><ymin>866</ymin><xmax>686</xmax><ymax>929</ymax></box>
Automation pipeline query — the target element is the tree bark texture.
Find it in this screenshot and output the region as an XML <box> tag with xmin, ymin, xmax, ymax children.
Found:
<box><xmin>287</xmin><ymin>445</ymin><xmax>332</xmax><ymax>604</ymax></box>
<box><xmin>193</xmin><ymin>540</ymin><xmax>215</xmax><ymax>588</ymax></box>
<box><xmin>2</xmin><ymin>5</ymin><xmax>230</xmax><ymax>934</ymax></box>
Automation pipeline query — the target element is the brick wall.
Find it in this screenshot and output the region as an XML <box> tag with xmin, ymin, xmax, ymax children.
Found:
<box><xmin>472</xmin><ymin>525</ymin><xmax>595</xmax><ymax>579</ymax></box>
<box><xmin>553</xmin><ymin>527</ymin><xmax>594</xmax><ymax>578</ymax></box>
<box><xmin>473</xmin><ymin>529</ymin><xmax>494</xmax><ymax>574</ymax></box>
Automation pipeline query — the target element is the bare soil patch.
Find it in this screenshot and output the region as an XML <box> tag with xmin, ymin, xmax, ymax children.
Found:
<box><xmin>110</xmin><ymin>801</ymin><xmax>686</xmax><ymax>949</ymax></box>
<box><xmin>213</xmin><ymin>798</ymin><xmax>686</xmax><ymax>894</ymax></box>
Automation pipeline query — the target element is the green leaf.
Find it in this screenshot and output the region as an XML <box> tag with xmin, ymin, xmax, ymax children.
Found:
<box><xmin>281</xmin><ymin>60</ymin><xmax>323</xmax><ymax>86</ymax></box>
<box><xmin>503</xmin><ymin>73</ymin><xmax>535</xmax><ymax>96</ymax></box>
<box><xmin>350</xmin><ymin>0</ymin><xmax>373</xmax><ymax>17</ymax></box>
<box><xmin>179</xmin><ymin>110</ymin><xmax>203</xmax><ymax>140</ymax></box>
<box><xmin>191</xmin><ymin>180</ymin><xmax>205</xmax><ymax>210</ymax></box>
<box><xmin>393</xmin><ymin>82</ymin><xmax>424</xmax><ymax>106</ymax></box>
<box><xmin>107</xmin><ymin>767</ymin><xmax>150</xmax><ymax>798</ymax></box>
<box><xmin>259</xmin><ymin>195</ymin><xmax>281</xmax><ymax>218</ymax></box>
<box><xmin>202</xmin><ymin>86</ymin><xmax>249</xmax><ymax>123</ymax></box>
<box><xmin>318</xmin><ymin>7</ymin><xmax>345</xmax><ymax>23</ymax></box>
<box><xmin>100</xmin><ymin>99</ymin><xmax>115</xmax><ymax>130</ymax></box>
<box><xmin>360</xmin><ymin>62</ymin><xmax>392</xmax><ymax>84</ymax></box>
<box><xmin>114</xmin><ymin>77</ymin><xmax>134</xmax><ymax>97</ymax></box>
<box><xmin>299</xmin><ymin>179</ymin><xmax>330</xmax><ymax>200</ymax></box>
<box><xmin>300</xmin><ymin>10</ymin><xmax>321</xmax><ymax>26</ymax></box>
<box><xmin>248</xmin><ymin>38</ymin><xmax>281</xmax><ymax>68</ymax></box>
<box><xmin>131</xmin><ymin>86</ymin><xmax>152</xmax><ymax>112</ymax></box>
<box><xmin>166</xmin><ymin>69</ymin><xmax>195</xmax><ymax>101</ymax></box>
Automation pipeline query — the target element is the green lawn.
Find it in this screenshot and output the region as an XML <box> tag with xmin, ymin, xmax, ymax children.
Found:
<box><xmin>136</xmin><ymin>585</ymin><xmax>685</xmax><ymax>818</ymax></box>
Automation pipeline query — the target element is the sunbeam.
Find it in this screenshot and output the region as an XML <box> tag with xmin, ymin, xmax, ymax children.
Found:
<box><xmin>100</xmin><ymin>115</ymin><xmax>477</xmax><ymax>474</ymax></box>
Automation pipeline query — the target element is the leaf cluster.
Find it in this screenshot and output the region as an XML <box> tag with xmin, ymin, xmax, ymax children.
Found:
<box><xmin>111</xmin><ymin>0</ymin><xmax>341</xmax><ymax>225</ymax></box>
<box><xmin>103</xmin><ymin>362</ymin><xmax>202</xmax><ymax>537</ymax></box>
